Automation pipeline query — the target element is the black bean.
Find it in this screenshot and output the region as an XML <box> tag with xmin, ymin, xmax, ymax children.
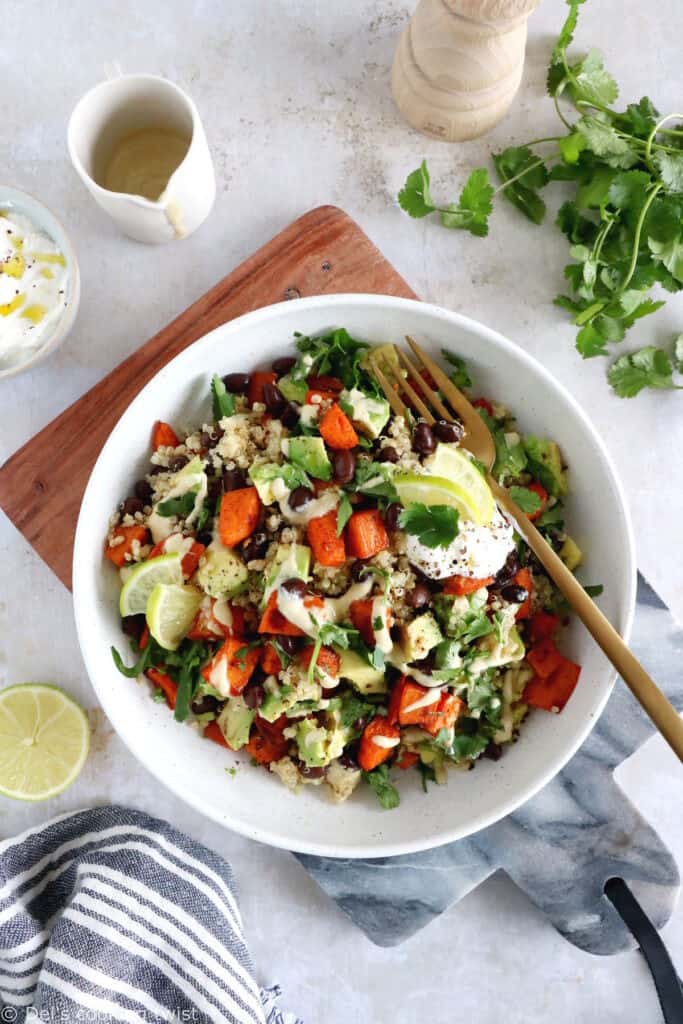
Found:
<box><xmin>377</xmin><ymin>445</ymin><xmax>399</xmax><ymax>464</ymax></box>
<box><xmin>196</xmin><ymin>530</ymin><xmax>213</xmax><ymax>547</ymax></box>
<box><xmin>501</xmin><ymin>583</ymin><xmax>529</xmax><ymax>604</ymax></box>
<box><xmin>272</xmin><ymin>356</ymin><xmax>297</xmax><ymax>377</ymax></box>
<box><xmin>120</xmin><ymin>496</ymin><xmax>144</xmax><ymax>517</ymax></box>
<box><xmin>299</xmin><ymin>764</ymin><xmax>326</xmax><ymax>779</ymax></box>
<box><xmin>332</xmin><ymin>449</ymin><xmax>357</xmax><ymax>484</ymax></box>
<box><xmin>243</xmin><ymin>683</ymin><xmax>265</xmax><ymax>710</ymax></box>
<box><xmin>411</xmin><ymin>652</ymin><xmax>436</xmax><ymax>674</ymax></box>
<box><xmin>149</xmin><ymin>464</ymin><xmax>165</xmax><ymax>476</ymax></box>
<box><xmin>167</xmin><ymin>454</ymin><xmax>188</xmax><ymax>473</ymax></box>
<box><xmin>384</xmin><ymin>502</ymin><xmax>402</xmax><ymax>531</ymax></box>
<box><xmin>281</xmin><ymin>577</ymin><xmax>307</xmax><ymax>597</ymax></box>
<box><xmin>121</xmin><ymin>614</ymin><xmax>146</xmax><ymax>640</ymax></box>
<box><xmin>242</xmin><ymin>531</ymin><xmax>268</xmax><ymax>561</ymax></box>
<box><xmin>191</xmin><ymin>694</ymin><xmax>224</xmax><ymax>716</ymax></box>
<box><xmin>262</xmin><ymin>381</ymin><xmax>286</xmax><ymax>415</ymax></box>
<box><xmin>200</xmin><ymin>429</ymin><xmax>223</xmax><ymax>450</ymax></box>
<box><xmin>412</xmin><ymin>421</ymin><xmax>435</xmax><ymax>455</ymax></box>
<box><xmin>484</xmin><ymin>742</ymin><xmax>503</xmax><ymax>761</ymax></box>
<box><xmin>276</xmin><ymin>635</ymin><xmax>301</xmax><ymax>655</ymax></box>
<box><xmin>433</xmin><ymin>419</ymin><xmax>464</xmax><ymax>443</ymax></box>
<box><xmin>340</xmin><ymin>746</ymin><xmax>359</xmax><ymax>769</ymax></box>
<box><xmin>134</xmin><ymin>479</ymin><xmax>153</xmax><ymax>505</ymax></box>
<box><xmin>495</xmin><ymin>549</ymin><xmax>520</xmax><ymax>586</ymax></box>
<box><xmin>352</xmin><ymin>716</ymin><xmax>367</xmax><ymax>732</ymax></box>
<box><xmin>350</xmin><ymin>559</ymin><xmax>370</xmax><ymax>582</ymax></box>
<box><xmin>289</xmin><ymin>486</ymin><xmax>315</xmax><ymax>510</ymax></box>
<box><xmin>223</xmin><ymin>372</ymin><xmax>250</xmax><ymax>393</ymax></box>
<box><xmin>408</xmin><ymin>583</ymin><xmax>431</xmax><ymax>610</ymax></box>
<box><xmin>280</xmin><ymin>401</ymin><xmax>300</xmax><ymax>428</ymax></box>
<box><xmin>206</xmin><ymin>477</ymin><xmax>222</xmax><ymax>505</ymax></box>
<box><xmin>222</xmin><ymin>467</ymin><xmax>247</xmax><ymax>492</ymax></box>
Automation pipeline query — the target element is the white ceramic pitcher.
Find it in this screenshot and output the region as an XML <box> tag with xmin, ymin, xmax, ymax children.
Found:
<box><xmin>68</xmin><ymin>74</ymin><xmax>215</xmax><ymax>244</ymax></box>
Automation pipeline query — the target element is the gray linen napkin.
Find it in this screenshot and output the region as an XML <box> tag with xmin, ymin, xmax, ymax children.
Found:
<box><xmin>0</xmin><ymin>806</ymin><xmax>302</xmax><ymax>1024</ymax></box>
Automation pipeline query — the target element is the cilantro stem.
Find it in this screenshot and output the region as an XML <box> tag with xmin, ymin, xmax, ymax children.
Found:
<box><xmin>492</xmin><ymin>156</ymin><xmax>556</xmax><ymax>196</ymax></box>
<box><xmin>553</xmin><ymin>89</ymin><xmax>573</xmax><ymax>131</ymax></box>
<box><xmin>523</xmin><ymin>136</ymin><xmax>564</xmax><ymax>147</ymax></box>
<box><xmin>619</xmin><ymin>183</ymin><xmax>663</xmax><ymax>293</ymax></box>
<box><xmin>645</xmin><ymin>113</ymin><xmax>683</xmax><ymax>166</ymax></box>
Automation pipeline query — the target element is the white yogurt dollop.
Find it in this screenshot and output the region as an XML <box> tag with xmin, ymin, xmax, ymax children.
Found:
<box><xmin>405</xmin><ymin>506</ymin><xmax>514</xmax><ymax>580</ymax></box>
<box><xmin>0</xmin><ymin>209</ymin><xmax>69</xmax><ymax>370</ymax></box>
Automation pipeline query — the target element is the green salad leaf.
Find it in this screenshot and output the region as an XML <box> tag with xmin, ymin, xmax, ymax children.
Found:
<box><xmin>211</xmin><ymin>374</ymin><xmax>236</xmax><ymax>420</ymax></box>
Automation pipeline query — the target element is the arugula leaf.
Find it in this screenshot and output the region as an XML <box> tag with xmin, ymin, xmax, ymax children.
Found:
<box><xmin>398</xmin><ymin>503</ymin><xmax>459</xmax><ymax>548</ymax></box>
<box><xmin>441</xmin><ymin>348</ymin><xmax>472</xmax><ymax>389</ymax></box>
<box><xmin>157</xmin><ymin>489</ymin><xmax>199</xmax><ymax>518</ymax></box>
<box><xmin>111</xmin><ymin>642</ymin><xmax>154</xmax><ymax>679</ymax></box>
<box><xmin>608</xmin><ymin>346</ymin><xmax>680</xmax><ymax>397</ymax></box>
<box><xmin>337</xmin><ymin>492</ymin><xmax>353</xmax><ymax>536</ymax></box>
<box><xmin>211</xmin><ymin>374</ymin><xmax>236</xmax><ymax>420</ymax></box>
<box><xmin>398</xmin><ymin>160</ymin><xmax>435</xmax><ymax>218</ymax></box>
<box><xmin>509</xmin><ymin>486</ymin><xmax>543</xmax><ymax>514</ymax></box>
<box><xmin>362</xmin><ymin>764</ymin><xmax>400</xmax><ymax>809</ymax></box>
<box><xmin>440</xmin><ymin>168</ymin><xmax>494</xmax><ymax>236</ymax></box>
<box><xmin>493</xmin><ymin>147</ymin><xmax>548</xmax><ymax>224</ymax></box>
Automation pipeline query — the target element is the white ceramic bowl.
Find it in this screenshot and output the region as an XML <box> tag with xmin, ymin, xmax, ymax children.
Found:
<box><xmin>73</xmin><ymin>295</ymin><xmax>636</xmax><ymax>857</ymax></box>
<box><xmin>0</xmin><ymin>186</ymin><xmax>80</xmax><ymax>380</ymax></box>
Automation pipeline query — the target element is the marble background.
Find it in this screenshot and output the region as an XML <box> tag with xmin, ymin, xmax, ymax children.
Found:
<box><xmin>2</xmin><ymin>1</ymin><xmax>683</xmax><ymax>1021</ymax></box>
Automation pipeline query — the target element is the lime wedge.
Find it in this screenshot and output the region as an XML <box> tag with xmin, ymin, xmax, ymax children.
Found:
<box><xmin>395</xmin><ymin>447</ymin><xmax>494</xmax><ymax>525</ymax></box>
<box><xmin>0</xmin><ymin>684</ymin><xmax>90</xmax><ymax>801</ymax></box>
<box><xmin>119</xmin><ymin>552</ymin><xmax>184</xmax><ymax>616</ymax></box>
<box><xmin>146</xmin><ymin>583</ymin><xmax>202</xmax><ymax>650</ymax></box>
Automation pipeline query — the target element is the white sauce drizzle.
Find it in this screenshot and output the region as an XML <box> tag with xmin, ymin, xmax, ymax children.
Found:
<box><xmin>401</xmin><ymin>688</ymin><xmax>442</xmax><ymax>715</ymax></box>
<box><xmin>372</xmin><ymin>735</ymin><xmax>400</xmax><ymax>749</ymax></box>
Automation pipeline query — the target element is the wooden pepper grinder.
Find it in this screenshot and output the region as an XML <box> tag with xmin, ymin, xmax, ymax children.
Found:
<box><xmin>392</xmin><ymin>0</ymin><xmax>541</xmax><ymax>142</ymax></box>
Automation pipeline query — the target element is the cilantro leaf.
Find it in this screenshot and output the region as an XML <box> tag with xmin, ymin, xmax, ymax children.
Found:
<box><xmin>157</xmin><ymin>489</ymin><xmax>199</xmax><ymax>518</ymax></box>
<box><xmin>493</xmin><ymin>147</ymin><xmax>548</xmax><ymax>224</ymax></box>
<box><xmin>576</xmin><ymin>322</ymin><xmax>609</xmax><ymax>358</ymax></box>
<box><xmin>440</xmin><ymin>168</ymin><xmax>494</xmax><ymax>236</ymax></box>
<box><xmin>362</xmin><ymin>764</ymin><xmax>400</xmax><ymax>810</ymax></box>
<box><xmin>441</xmin><ymin>349</ymin><xmax>472</xmax><ymax>389</ymax></box>
<box><xmin>111</xmin><ymin>642</ymin><xmax>154</xmax><ymax>679</ymax></box>
<box><xmin>569</xmin><ymin>48</ymin><xmax>618</xmax><ymax>108</ymax></box>
<box><xmin>353</xmin><ymin>459</ymin><xmax>399</xmax><ymax>500</ymax></box>
<box><xmin>398</xmin><ymin>161</ymin><xmax>435</xmax><ymax>218</ymax></box>
<box><xmin>337</xmin><ymin>492</ymin><xmax>353</xmax><ymax>536</ymax></box>
<box><xmin>584</xmin><ymin>584</ymin><xmax>604</xmax><ymax>597</ymax></box>
<box><xmin>547</xmin><ymin>0</ymin><xmax>586</xmax><ymax>95</ymax></box>
<box><xmin>509</xmin><ymin>486</ymin><xmax>543</xmax><ymax>514</ymax></box>
<box><xmin>608</xmin><ymin>346</ymin><xmax>680</xmax><ymax>397</ymax></box>
<box><xmin>576</xmin><ymin>117</ymin><xmax>638</xmax><ymax>169</ymax></box>
<box><xmin>339</xmin><ymin>693</ymin><xmax>374</xmax><ymax>730</ymax></box>
<box><xmin>654</xmin><ymin>152</ymin><xmax>683</xmax><ymax>194</ymax></box>
<box><xmin>615</xmin><ymin>97</ymin><xmax>659</xmax><ymax>139</ymax></box>
<box><xmin>674</xmin><ymin>335</ymin><xmax>683</xmax><ymax>373</ymax></box>
<box><xmin>648</xmin><ymin>235</ymin><xmax>683</xmax><ymax>284</ymax></box>
<box><xmin>296</xmin><ymin>328</ymin><xmax>376</xmax><ymax>395</ymax></box>
<box><xmin>398</xmin><ymin>503</ymin><xmax>460</xmax><ymax>548</ymax></box>
<box><xmin>418</xmin><ymin>761</ymin><xmax>437</xmax><ymax>792</ymax></box>
<box><xmin>211</xmin><ymin>375</ymin><xmax>236</xmax><ymax>420</ymax></box>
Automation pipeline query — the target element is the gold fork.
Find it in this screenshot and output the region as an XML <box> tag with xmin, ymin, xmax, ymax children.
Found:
<box><xmin>369</xmin><ymin>337</ymin><xmax>683</xmax><ymax>762</ymax></box>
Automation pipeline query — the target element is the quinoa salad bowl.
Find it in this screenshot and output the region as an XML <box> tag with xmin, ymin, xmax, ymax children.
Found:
<box><xmin>73</xmin><ymin>294</ymin><xmax>635</xmax><ymax>857</ymax></box>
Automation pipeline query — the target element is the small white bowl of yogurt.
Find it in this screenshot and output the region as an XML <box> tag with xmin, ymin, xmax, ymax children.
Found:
<box><xmin>0</xmin><ymin>186</ymin><xmax>80</xmax><ymax>379</ymax></box>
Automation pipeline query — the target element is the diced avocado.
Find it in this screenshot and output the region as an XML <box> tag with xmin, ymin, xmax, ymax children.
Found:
<box><xmin>248</xmin><ymin>462</ymin><xmax>281</xmax><ymax>505</ymax></box>
<box><xmin>260</xmin><ymin>687</ymin><xmax>297</xmax><ymax>722</ymax></box>
<box><xmin>338</xmin><ymin>648</ymin><xmax>387</xmax><ymax>694</ymax></box>
<box><xmin>560</xmin><ymin>535</ymin><xmax>583</xmax><ymax>571</ymax></box>
<box><xmin>361</xmin><ymin>343</ymin><xmax>400</xmax><ymax>376</ymax></box>
<box><xmin>340</xmin><ymin>387</ymin><xmax>390</xmax><ymax>439</ymax></box>
<box><xmin>217</xmin><ymin>696</ymin><xmax>255</xmax><ymax>750</ymax></box>
<box><xmin>523</xmin><ymin>436</ymin><xmax>568</xmax><ymax>497</ymax></box>
<box><xmin>296</xmin><ymin>719</ymin><xmax>329</xmax><ymax>768</ymax></box>
<box><xmin>278</xmin><ymin>374</ymin><xmax>308</xmax><ymax>404</ymax></box>
<box><xmin>323</xmin><ymin>708</ymin><xmax>351</xmax><ymax>761</ymax></box>
<box><xmin>286</xmin><ymin>436</ymin><xmax>332</xmax><ymax>480</ymax></box>
<box><xmin>401</xmin><ymin>612</ymin><xmax>443</xmax><ymax>662</ymax></box>
<box><xmin>196</xmin><ymin>546</ymin><xmax>248</xmax><ymax>597</ymax></box>
<box><xmin>262</xmin><ymin>544</ymin><xmax>310</xmax><ymax>606</ymax></box>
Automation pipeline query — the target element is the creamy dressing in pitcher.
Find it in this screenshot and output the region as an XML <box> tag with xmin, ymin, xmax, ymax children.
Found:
<box><xmin>100</xmin><ymin>128</ymin><xmax>190</xmax><ymax>201</ymax></box>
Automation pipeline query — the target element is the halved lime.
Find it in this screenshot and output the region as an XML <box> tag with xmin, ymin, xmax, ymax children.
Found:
<box><xmin>395</xmin><ymin>446</ymin><xmax>494</xmax><ymax>525</ymax></box>
<box><xmin>146</xmin><ymin>583</ymin><xmax>202</xmax><ymax>650</ymax></box>
<box><xmin>0</xmin><ymin>684</ymin><xmax>90</xmax><ymax>801</ymax></box>
<box><xmin>119</xmin><ymin>552</ymin><xmax>183</xmax><ymax>616</ymax></box>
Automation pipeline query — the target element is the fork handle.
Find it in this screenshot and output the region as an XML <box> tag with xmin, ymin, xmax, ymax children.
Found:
<box><xmin>491</xmin><ymin>479</ymin><xmax>683</xmax><ymax>762</ymax></box>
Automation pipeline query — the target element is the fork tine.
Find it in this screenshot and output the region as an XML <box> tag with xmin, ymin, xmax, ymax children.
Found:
<box><xmin>405</xmin><ymin>336</ymin><xmax>478</xmax><ymax>426</ymax></box>
<box><xmin>380</xmin><ymin>349</ymin><xmax>435</xmax><ymax>423</ymax></box>
<box><xmin>368</xmin><ymin>356</ymin><xmax>409</xmax><ymax>420</ymax></box>
<box><xmin>396</xmin><ymin>348</ymin><xmax>452</xmax><ymax>422</ymax></box>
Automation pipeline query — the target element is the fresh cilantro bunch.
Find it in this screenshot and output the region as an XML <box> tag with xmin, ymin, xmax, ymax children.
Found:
<box><xmin>398</xmin><ymin>0</ymin><xmax>683</xmax><ymax>397</ymax></box>
<box><xmin>398</xmin><ymin>503</ymin><xmax>459</xmax><ymax>548</ymax></box>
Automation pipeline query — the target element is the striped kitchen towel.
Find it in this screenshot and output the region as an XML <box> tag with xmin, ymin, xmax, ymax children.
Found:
<box><xmin>0</xmin><ymin>806</ymin><xmax>303</xmax><ymax>1024</ymax></box>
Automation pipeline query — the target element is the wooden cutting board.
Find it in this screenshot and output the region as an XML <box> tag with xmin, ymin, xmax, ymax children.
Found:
<box><xmin>0</xmin><ymin>206</ymin><xmax>415</xmax><ymax>589</ymax></box>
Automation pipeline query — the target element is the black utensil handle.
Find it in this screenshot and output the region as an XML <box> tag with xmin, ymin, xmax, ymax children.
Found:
<box><xmin>605</xmin><ymin>877</ymin><xmax>683</xmax><ymax>1023</ymax></box>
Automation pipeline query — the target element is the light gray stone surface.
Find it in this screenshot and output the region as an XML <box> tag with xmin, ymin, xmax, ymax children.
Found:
<box><xmin>2</xmin><ymin>1</ymin><xmax>682</xmax><ymax>1021</ymax></box>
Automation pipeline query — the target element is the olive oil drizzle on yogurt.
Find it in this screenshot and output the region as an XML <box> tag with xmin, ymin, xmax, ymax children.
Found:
<box><xmin>0</xmin><ymin>209</ymin><xmax>68</xmax><ymax>370</ymax></box>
